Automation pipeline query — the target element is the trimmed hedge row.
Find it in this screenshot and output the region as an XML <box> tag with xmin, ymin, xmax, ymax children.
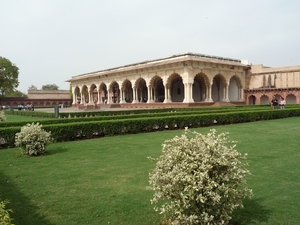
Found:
<box><xmin>1</xmin><ymin>108</ymin><xmax>300</xmax><ymax>149</ymax></box>
<box><xmin>8</xmin><ymin>105</ymin><xmax>272</xmax><ymax>119</ymax></box>
<box><xmin>1</xmin><ymin>106</ymin><xmax>278</xmax><ymax>128</ymax></box>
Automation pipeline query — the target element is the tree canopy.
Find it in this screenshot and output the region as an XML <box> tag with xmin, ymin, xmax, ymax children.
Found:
<box><xmin>0</xmin><ymin>57</ymin><xmax>19</xmax><ymax>96</ymax></box>
<box><xmin>42</xmin><ymin>84</ymin><xmax>59</xmax><ymax>90</ymax></box>
<box><xmin>5</xmin><ymin>89</ymin><xmax>26</xmax><ymax>97</ymax></box>
<box><xmin>28</xmin><ymin>85</ymin><xmax>38</xmax><ymax>90</ymax></box>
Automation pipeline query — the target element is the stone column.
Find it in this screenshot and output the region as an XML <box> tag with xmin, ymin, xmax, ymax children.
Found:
<box><xmin>223</xmin><ymin>83</ymin><xmax>229</xmax><ymax>102</ymax></box>
<box><xmin>120</xmin><ymin>89</ymin><xmax>126</xmax><ymax>103</ymax></box>
<box><xmin>81</xmin><ymin>92</ymin><xmax>84</xmax><ymax>104</ymax></box>
<box><xmin>133</xmin><ymin>88</ymin><xmax>139</xmax><ymax>103</ymax></box>
<box><xmin>147</xmin><ymin>85</ymin><xmax>151</xmax><ymax>103</ymax></box>
<box><xmin>97</xmin><ymin>90</ymin><xmax>101</xmax><ymax>104</ymax></box>
<box><xmin>239</xmin><ymin>86</ymin><xmax>244</xmax><ymax>101</ymax></box>
<box><xmin>205</xmin><ymin>84</ymin><xmax>213</xmax><ymax>102</ymax></box>
<box><xmin>107</xmin><ymin>89</ymin><xmax>111</xmax><ymax>104</ymax></box>
<box><xmin>183</xmin><ymin>82</ymin><xmax>194</xmax><ymax>103</ymax></box>
<box><xmin>88</xmin><ymin>90</ymin><xmax>92</xmax><ymax>104</ymax></box>
<box><xmin>153</xmin><ymin>88</ymin><xmax>157</xmax><ymax>102</ymax></box>
<box><xmin>164</xmin><ymin>86</ymin><xmax>171</xmax><ymax>103</ymax></box>
<box><xmin>72</xmin><ymin>89</ymin><xmax>76</xmax><ymax>105</ymax></box>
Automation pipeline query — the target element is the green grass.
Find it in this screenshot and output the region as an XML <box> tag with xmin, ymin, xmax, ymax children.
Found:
<box><xmin>1</xmin><ymin>117</ymin><xmax>300</xmax><ymax>224</ymax></box>
<box><xmin>5</xmin><ymin>114</ymin><xmax>51</xmax><ymax>122</ymax></box>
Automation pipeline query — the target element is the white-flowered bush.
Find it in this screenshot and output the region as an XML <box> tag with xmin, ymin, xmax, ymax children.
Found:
<box><xmin>0</xmin><ymin>199</ymin><xmax>14</xmax><ymax>225</ymax></box>
<box><xmin>149</xmin><ymin>128</ymin><xmax>253</xmax><ymax>225</ymax></box>
<box><xmin>0</xmin><ymin>111</ymin><xmax>6</xmax><ymax>122</ymax></box>
<box><xmin>15</xmin><ymin>123</ymin><xmax>53</xmax><ymax>156</ymax></box>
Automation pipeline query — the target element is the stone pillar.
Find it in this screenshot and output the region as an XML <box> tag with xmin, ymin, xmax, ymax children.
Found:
<box><xmin>164</xmin><ymin>86</ymin><xmax>171</xmax><ymax>103</ymax></box>
<box><xmin>120</xmin><ymin>89</ymin><xmax>126</xmax><ymax>103</ymax></box>
<box><xmin>147</xmin><ymin>85</ymin><xmax>151</xmax><ymax>103</ymax></box>
<box><xmin>88</xmin><ymin>90</ymin><xmax>92</xmax><ymax>104</ymax></box>
<box><xmin>133</xmin><ymin>88</ymin><xmax>138</xmax><ymax>103</ymax></box>
<box><xmin>107</xmin><ymin>90</ymin><xmax>111</xmax><ymax>104</ymax></box>
<box><xmin>97</xmin><ymin>90</ymin><xmax>101</xmax><ymax>104</ymax></box>
<box><xmin>183</xmin><ymin>82</ymin><xmax>194</xmax><ymax>103</ymax></box>
<box><xmin>81</xmin><ymin>92</ymin><xmax>84</xmax><ymax>104</ymax></box>
<box><xmin>153</xmin><ymin>88</ymin><xmax>157</xmax><ymax>102</ymax></box>
<box><xmin>72</xmin><ymin>90</ymin><xmax>76</xmax><ymax>105</ymax></box>
<box><xmin>223</xmin><ymin>83</ymin><xmax>229</xmax><ymax>102</ymax></box>
<box><xmin>239</xmin><ymin>86</ymin><xmax>244</xmax><ymax>101</ymax></box>
<box><xmin>205</xmin><ymin>84</ymin><xmax>213</xmax><ymax>102</ymax></box>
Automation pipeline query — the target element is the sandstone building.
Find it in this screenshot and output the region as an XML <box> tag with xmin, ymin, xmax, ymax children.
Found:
<box><xmin>1</xmin><ymin>90</ymin><xmax>72</xmax><ymax>108</ymax></box>
<box><xmin>66</xmin><ymin>52</ymin><xmax>300</xmax><ymax>108</ymax></box>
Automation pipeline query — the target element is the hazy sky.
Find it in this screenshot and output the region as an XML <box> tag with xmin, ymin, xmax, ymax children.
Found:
<box><xmin>1</xmin><ymin>0</ymin><xmax>300</xmax><ymax>93</ymax></box>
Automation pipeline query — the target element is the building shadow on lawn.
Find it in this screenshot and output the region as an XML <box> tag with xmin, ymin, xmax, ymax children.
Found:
<box><xmin>231</xmin><ymin>198</ymin><xmax>272</xmax><ymax>225</ymax></box>
<box><xmin>0</xmin><ymin>172</ymin><xmax>55</xmax><ymax>225</ymax></box>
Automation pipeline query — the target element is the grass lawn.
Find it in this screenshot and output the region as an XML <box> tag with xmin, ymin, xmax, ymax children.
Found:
<box><xmin>4</xmin><ymin>114</ymin><xmax>52</xmax><ymax>122</ymax></box>
<box><xmin>0</xmin><ymin>117</ymin><xmax>300</xmax><ymax>224</ymax></box>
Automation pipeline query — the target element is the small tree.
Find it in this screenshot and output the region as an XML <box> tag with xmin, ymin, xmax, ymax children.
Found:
<box><xmin>42</xmin><ymin>84</ymin><xmax>59</xmax><ymax>90</ymax></box>
<box><xmin>28</xmin><ymin>85</ymin><xmax>38</xmax><ymax>90</ymax></box>
<box><xmin>0</xmin><ymin>57</ymin><xmax>19</xmax><ymax>97</ymax></box>
<box><xmin>0</xmin><ymin>111</ymin><xmax>6</xmax><ymax>122</ymax></box>
<box><xmin>149</xmin><ymin>128</ymin><xmax>252</xmax><ymax>225</ymax></box>
<box><xmin>15</xmin><ymin>123</ymin><xmax>53</xmax><ymax>156</ymax></box>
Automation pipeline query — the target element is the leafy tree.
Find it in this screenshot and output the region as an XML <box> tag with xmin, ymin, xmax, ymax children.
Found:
<box><xmin>42</xmin><ymin>84</ymin><xmax>59</xmax><ymax>90</ymax></box>
<box><xmin>5</xmin><ymin>90</ymin><xmax>26</xmax><ymax>97</ymax></box>
<box><xmin>149</xmin><ymin>128</ymin><xmax>253</xmax><ymax>225</ymax></box>
<box><xmin>0</xmin><ymin>57</ymin><xmax>19</xmax><ymax>96</ymax></box>
<box><xmin>28</xmin><ymin>85</ymin><xmax>38</xmax><ymax>90</ymax></box>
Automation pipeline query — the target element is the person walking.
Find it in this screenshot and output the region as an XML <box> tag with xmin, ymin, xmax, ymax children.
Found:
<box><xmin>271</xmin><ymin>96</ymin><xmax>278</xmax><ymax>109</ymax></box>
<box><xmin>279</xmin><ymin>97</ymin><xmax>286</xmax><ymax>109</ymax></box>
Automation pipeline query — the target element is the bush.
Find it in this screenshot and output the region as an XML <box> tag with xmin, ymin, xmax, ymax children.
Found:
<box><xmin>0</xmin><ymin>111</ymin><xmax>6</xmax><ymax>122</ymax></box>
<box><xmin>15</xmin><ymin>123</ymin><xmax>53</xmax><ymax>156</ymax></box>
<box><xmin>0</xmin><ymin>199</ymin><xmax>14</xmax><ymax>225</ymax></box>
<box><xmin>149</xmin><ymin>128</ymin><xmax>253</xmax><ymax>225</ymax></box>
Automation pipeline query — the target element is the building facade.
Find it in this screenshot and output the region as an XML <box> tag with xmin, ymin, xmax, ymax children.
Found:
<box><xmin>67</xmin><ymin>53</ymin><xmax>250</xmax><ymax>108</ymax></box>
<box><xmin>67</xmin><ymin>52</ymin><xmax>300</xmax><ymax>108</ymax></box>
<box><xmin>245</xmin><ymin>64</ymin><xmax>300</xmax><ymax>105</ymax></box>
<box><xmin>1</xmin><ymin>90</ymin><xmax>72</xmax><ymax>108</ymax></box>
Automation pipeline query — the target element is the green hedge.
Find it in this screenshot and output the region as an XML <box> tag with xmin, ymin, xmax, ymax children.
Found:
<box><xmin>0</xmin><ymin>106</ymin><xmax>277</xmax><ymax>128</ymax></box>
<box><xmin>1</xmin><ymin>108</ymin><xmax>300</xmax><ymax>149</ymax></box>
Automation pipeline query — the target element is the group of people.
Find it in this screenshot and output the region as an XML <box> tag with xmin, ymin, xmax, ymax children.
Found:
<box><xmin>17</xmin><ymin>104</ymin><xmax>34</xmax><ymax>111</ymax></box>
<box><xmin>271</xmin><ymin>96</ymin><xmax>286</xmax><ymax>109</ymax></box>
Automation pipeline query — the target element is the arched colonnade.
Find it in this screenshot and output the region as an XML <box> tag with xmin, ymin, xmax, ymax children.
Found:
<box><xmin>71</xmin><ymin>71</ymin><xmax>245</xmax><ymax>105</ymax></box>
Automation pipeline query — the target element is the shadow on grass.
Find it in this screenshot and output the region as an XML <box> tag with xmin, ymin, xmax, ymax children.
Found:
<box><xmin>46</xmin><ymin>145</ymin><xmax>69</xmax><ymax>155</ymax></box>
<box><xmin>0</xmin><ymin>172</ymin><xmax>55</xmax><ymax>225</ymax></box>
<box><xmin>231</xmin><ymin>198</ymin><xmax>272</xmax><ymax>225</ymax></box>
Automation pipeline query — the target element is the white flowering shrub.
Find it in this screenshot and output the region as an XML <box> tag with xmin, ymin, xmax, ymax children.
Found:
<box><xmin>0</xmin><ymin>199</ymin><xmax>14</xmax><ymax>225</ymax></box>
<box><xmin>0</xmin><ymin>111</ymin><xmax>6</xmax><ymax>122</ymax></box>
<box><xmin>15</xmin><ymin>123</ymin><xmax>53</xmax><ymax>156</ymax></box>
<box><xmin>149</xmin><ymin>128</ymin><xmax>253</xmax><ymax>225</ymax></box>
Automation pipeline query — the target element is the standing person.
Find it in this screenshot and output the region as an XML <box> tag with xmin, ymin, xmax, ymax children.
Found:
<box><xmin>279</xmin><ymin>97</ymin><xmax>286</xmax><ymax>109</ymax></box>
<box><xmin>271</xmin><ymin>96</ymin><xmax>278</xmax><ymax>109</ymax></box>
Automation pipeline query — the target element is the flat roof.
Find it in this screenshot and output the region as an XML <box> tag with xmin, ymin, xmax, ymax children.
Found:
<box><xmin>67</xmin><ymin>52</ymin><xmax>246</xmax><ymax>82</ymax></box>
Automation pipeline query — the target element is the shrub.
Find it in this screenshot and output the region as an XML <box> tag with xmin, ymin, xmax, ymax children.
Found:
<box><xmin>0</xmin><ymin>111</ymin><xmax>6</xmax><ymax>122</ymax></box>
<box><xmin>149</xmin><ymin>128</ymin><xmax>253</xmax><ymax>225</ymax></box>
<box><xmin>0</xmin><ymin>199</ymin><xmax>14</xmax><ymax>225</ymax></box>
<box><xmin>15</xmin><ymin>123</ymin><xmax>53</xmax><ymax>156</ymax></box>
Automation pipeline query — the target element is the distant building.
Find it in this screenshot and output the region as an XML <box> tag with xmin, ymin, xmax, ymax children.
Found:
<box><xmin>245</xmin><ymin>64</ymin><xmax>300</xmax><ymax>105</ymax></box>
<box><xmin>1</xmin><ymin>90</ymin><xmax>72</xmax><ymax>108</ymax></box>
